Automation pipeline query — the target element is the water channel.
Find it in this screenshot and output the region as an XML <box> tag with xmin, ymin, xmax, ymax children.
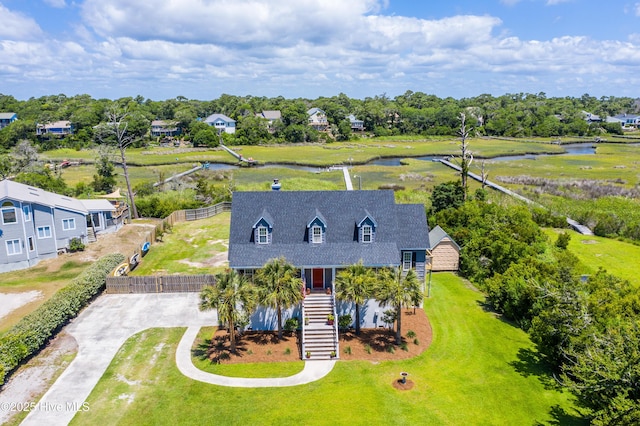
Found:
<box><xmin>203</xmin><ymin>143</ymin><xmax>597</xmax><ymax>172</ymax></box>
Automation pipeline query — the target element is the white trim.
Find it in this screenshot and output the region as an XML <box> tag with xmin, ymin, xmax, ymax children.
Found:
<box><xmin>1</xmin><ymin>206</ymin><xmax>17</xmax><ymax>225</ymax></box>
<box><xmin>257</xmin><ymin>226</ymin><xmax>268</xmax><ymax>244</ymax></box>
<box><xmin>22</xmin><ymin>205</ymin><xmax>32</xmax><ymax>222</ymax></box>
<box><xmin>312</xmin><ymin>225</ymin><xmax>322</xmax><ymax>243</ymax></box>
<box><xmin>403</xmin><ymin>252</ymin><xmax>412</xmax><ymax>271</ymax></box>
<box><xmin>37</xmin><ymin>226</ymin><xmax>52</xmax><ymax>239</ymax></box>
<box><xmin>6</xmin><ymin>239</ymin><xmax>22</xmax><ymax>255</ymax></box>
<box><xmin>62</xmin><ymin>217</ymin><xmax>76</xmax><ymax>231</ymax></box>
<box><xmin>362</xmin><ymin>225</ymin><xmax>372</xmax><ymax>243</ymax></box>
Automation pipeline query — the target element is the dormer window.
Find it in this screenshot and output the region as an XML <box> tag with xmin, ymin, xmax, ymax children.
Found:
<box><xmin>357</xmin><ymin>211</ymin><xmax>377</xmax><ymax>243</ymax></box>
<box><xmin>312</xmin><ymin>225</ymin><xmax>323</xmax><ymax>243</ymax></box>
<box><xmin>253</xmin><ymin>210</ymin><xmax>274</xmax><ymax>245</ymax></box>
<box><xmin>257</xmin><ymin>226</ymin><xmax>268</xmax><ymax>244</ymax></box>
<box><xmin>362</xmin><ymin>225</ymin><xmax>372</xmax><ymax>243</ymax></box>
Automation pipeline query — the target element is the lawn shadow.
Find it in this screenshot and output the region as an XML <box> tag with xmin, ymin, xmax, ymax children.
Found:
<box><xmin>510</xmin><ymin>348</ymin><xmax>562</xmax><ymax>391</ymax></box>
<box><xmin>533</xmin><ymin>405</ymin><xmax>588</xmax><ymax>426</ymax></box>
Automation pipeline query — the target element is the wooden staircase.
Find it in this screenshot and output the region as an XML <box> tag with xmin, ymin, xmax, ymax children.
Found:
<box><xmin>87</xmin><ymin>227</ymin><xmax>97</xmax><ymax>243</ymax></box>
<box><xmin>302</xmin><ymin>293</ymin><xmax>338</xmax><ymax>360</ymax></box>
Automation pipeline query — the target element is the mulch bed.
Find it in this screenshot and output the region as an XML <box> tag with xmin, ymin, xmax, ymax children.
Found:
<box><xmin>201</xmin><ymin>308</ymin><xmax>432</xmax><ymax>364</ymax></box>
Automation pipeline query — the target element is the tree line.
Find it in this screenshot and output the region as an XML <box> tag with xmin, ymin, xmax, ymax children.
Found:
<box><xmin>1</xmin><ymin>91</ymin><xmax>637</xmax><ymax>151</ymax></box>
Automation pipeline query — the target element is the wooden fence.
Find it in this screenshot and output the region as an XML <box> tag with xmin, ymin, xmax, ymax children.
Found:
<box><xmin>106</xmin><ymin>274</ymin><xmax>216</xmax><ymax>294</ymax></box>
<box><xmin>107</xmin><ymin>201</ymin><xmax>232</xmax><ymax>292</ymax></box>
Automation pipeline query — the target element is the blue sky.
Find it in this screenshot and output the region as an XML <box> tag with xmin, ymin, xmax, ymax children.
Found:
<box><xmin>1</xmin><ymin>0</ymin><xmax>639</xmax><ymax>101</ymax></box>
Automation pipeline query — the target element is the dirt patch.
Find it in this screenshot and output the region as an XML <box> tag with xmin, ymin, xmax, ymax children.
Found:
<box><xmin>392</xmin><ymin>378</ymin><xmax>415</xmax><ymax>391</ymax></box>
<box><xmin>177</xmin><ymin>251</ymin><xmax>228</xmax><ymax>269</ymax></box>
<box><xmin>197</xmin><ymin>308</ymin><xmax>432</xmax><ymax>364</ymax></box>
<box><xmin>0</xmin><ymin>332</ymin><xmax>77</xmax><ymax>425</ymax></box>
<box><xmin>581</xmin><ymin>239</ymin><xmax>599</xmax><ymax>245</ymax></box>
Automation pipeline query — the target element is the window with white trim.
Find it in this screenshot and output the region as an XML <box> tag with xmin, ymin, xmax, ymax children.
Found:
<box><xmin>28</xmin><ymin>236</ymin><xmax>35</xmax><ymax>252</ymax></box>
<box><xmin>1</xmin><ymin>204</ymin><xmax>17</xmax><ymax>224</ymax></box>
<box><xmin>62</xmin><ymin>218</ymin><xmax>76</xmax><ymax>231</ymax></box>
<box><xmin>403</xmin><ymin>252</ymin><xmax>412</xmax><ymax>271</ymax></box>
<box><xmin>312</xmin><ymin>225</ymin><xmax>322</xmax><ymax>243</ymax></box>
<box><xmin>6</xmin><ymin>239</ymin><xmax>21</xmax><ymax>255</ymax></box>
<box><xmin>37</xmin><ymin>226</ymin><xmax>52</xmax><ymax>239</ymax></box>
<box><xmin>23</xmin><ymin>205</ymin><xmax>32</xmax><ymax>222</ymax></box>
<box><xmin>257</xmin><ymin>226</ymin><xmax>268</xmax><ymax>244</ymax></box>
<box><xmin>362</xmin><ymin>225</ymin><xmax>372</xmax><ymax>243</ymax></box>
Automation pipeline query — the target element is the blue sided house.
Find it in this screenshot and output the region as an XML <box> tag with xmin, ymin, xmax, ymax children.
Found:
<box><xmin>228</xmin><ymin>189</ymin><xmax>430</xmax><ymax>359</ymax></box>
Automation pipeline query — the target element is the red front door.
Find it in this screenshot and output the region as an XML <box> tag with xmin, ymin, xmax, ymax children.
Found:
<box><xmin>312</xmin><ymin>269</ymin><xmax>324</xmax><ymax>289</ymax></box>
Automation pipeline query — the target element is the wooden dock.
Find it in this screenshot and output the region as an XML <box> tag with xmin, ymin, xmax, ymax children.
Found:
<box><xmin>220</xmin><ymin>143</ymin><xmax>257</xmax><ymax>165</ymax></box>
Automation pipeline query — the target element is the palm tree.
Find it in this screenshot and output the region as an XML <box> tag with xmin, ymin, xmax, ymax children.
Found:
<box><xmin>199</xmin><ymin>269</ymin><xmax>257</xmax><ymax>353</ymax></box>
<box><xmin>335</xmin><ymin>261</ymin><xmax>375</xmax><ymax>335</ymax></box>
<box><xmin>255</xmin><ymin>257</ymin><xmax>303</xmax><ymax>340</ymax></box>
<box><xmin>375</xmin><ymin>267</ymin><xmax>422</xmax><ymax>345</ymax></box>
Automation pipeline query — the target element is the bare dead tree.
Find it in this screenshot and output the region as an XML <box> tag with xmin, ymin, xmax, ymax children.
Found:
<box><xmin>100</xmin><ymin>105</ymin><xmax>139</xmax><ymax>219</ymax></box>
<box><xmin>481</xmin><ymin>160</ymin><xmax>489</xmax><ymax>189</ymax></box>
<box><xmin>457</xmin><ymin>112</ymin><xmax>473</xmax><ymax>199</ymax></box>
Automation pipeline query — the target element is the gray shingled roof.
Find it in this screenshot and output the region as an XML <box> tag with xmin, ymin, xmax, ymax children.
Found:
<box><xmin>229</xmin><ymin>190</ymin><xmax>429</xmax><ymax>269</ymax></box>
<box><xmin>428</xmin><ymin>225</ymin><xmax>460</xmax><ymax>250</ymax></box>
<box><xmin>1</xmin><ymin>179</ymin><xmax>88</xmax><ymax>214</ymax></box>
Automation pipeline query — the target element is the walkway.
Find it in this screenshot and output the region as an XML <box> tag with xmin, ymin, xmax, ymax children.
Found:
<box><xmin>439</xmin><ymin>159</ymin><xmax>594</xmax><ymax>235</ymax></box>
<box><xmin>220</xmin><ymin>143</ymin><xmax>257</xmax><ymax>165</ymax></box>
<box><xmin>176</xmin><ymin>327</ymin><xmax>336</xmax><ymax>387</ymax></box>
<box><xmin>328</xmin><ymin>165</ymin><xmax>353</xmax><ymax>190</ymax></box>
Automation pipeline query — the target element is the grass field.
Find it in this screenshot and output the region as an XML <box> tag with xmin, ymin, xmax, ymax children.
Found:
<box><xmin>544</xmin><ymin>228</ymin><xmax>640</xmax><ymax>286</ymax></box>
<box><xmin>72</xmin><ymin>273</ymin><xmax>583</xmax><ymax>425</ymax></box>
<box><xmin>132</xmin><ymin>212</ymin><xmax>231</xmax><ymax>275</ymax></box>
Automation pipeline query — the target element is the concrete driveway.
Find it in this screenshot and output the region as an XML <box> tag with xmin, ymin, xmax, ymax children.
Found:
<box><xmin>22</xmin><ymin>293</ymin><xmax>218</xmax><ymax>426</ymax></box>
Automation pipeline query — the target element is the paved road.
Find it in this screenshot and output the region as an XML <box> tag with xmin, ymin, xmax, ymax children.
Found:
<box><xmin>22</xmin><ymin>293</ymin><xmax>218</xmax><ymax>426</ymax></box>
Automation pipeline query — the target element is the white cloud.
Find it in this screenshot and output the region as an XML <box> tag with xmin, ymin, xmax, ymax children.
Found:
<box><xmin>0</xmin><ymin>4</ymin><xmax>43</xmax><ymax>40</ymax></box>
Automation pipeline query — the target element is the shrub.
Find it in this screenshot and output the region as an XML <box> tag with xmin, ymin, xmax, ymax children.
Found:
<box><xmin>284</xmin><ymin>318</ymin><xmax>299</xmax><ymax>333</ymax></box>
<box><xmin>406</xmin><ymin>330</ymin><xmax>416</xmax><ymax>339</ymax></box>
<box><xmin>338</xmin><ymin>314</ymin><xmax>352</xmax><ymax>330</ymax></box>
<box><xmin>400</xmin><ymin>342</ymin><xmax>409</xmax><ymax>352</ymax></box>
<box><xmin>68</xmin><ymin>237</ymin><xmax>85</xmax><ymax>252</ymax></box>
<box><xmin>386</xmin><ymin>345</ymin><xmax>396</xmax><ymax>354</ymax></box>
<box><xmin>344</xmin><ymin>346</ymin><xmax>352</xmax><ymax>355</ymax></box>
<box><xmin>413</xmin><ymin>338</ymin><xmax>420</xmax><ymax>345</ymax></box>
<box><xmin>284</xmin><ymin>347</ymin><xmax>291</xmax><ymax>355</ymax></box>
<box><xmin>0</xmin><ymin>253</ymin><xmax>124</xmax><ymax>386</ymax></box>
<box><xmin>555</xmin><ymin>232</ymin><xmax>571</xmax><ymax>249</ymax></box>
<box><xmin>364</xmin><ymin>344</ymin><xmax>372</xmax><ymax>354</ymax></box>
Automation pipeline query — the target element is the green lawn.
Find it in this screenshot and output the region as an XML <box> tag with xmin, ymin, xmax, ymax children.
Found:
<box><xmin>132</xmin><ymin>212</ymin><xmax>231</xmax><ymax>275</ymax></box>
<box><xmin>72</xmin><ymin>273</ymin><xmax>583</xmax><ymax>425</ymax></box>
<box><xmin>544</xmin><ymin>228</ymin><xmax>640</xmax><ymax>286</ymax></box>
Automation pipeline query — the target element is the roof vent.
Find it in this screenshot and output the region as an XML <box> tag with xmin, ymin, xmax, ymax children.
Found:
<box><xmin>271</xmin><ymin>179</ymin><xmax>281</xmax><ymax>191</ymax></box>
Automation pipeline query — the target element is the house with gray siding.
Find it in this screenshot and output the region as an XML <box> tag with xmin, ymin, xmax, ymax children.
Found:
<box><xmin>229</xmin><ymin>190</ymin><xmax>430</xmax><ymax>343</ymax></box>
<box><xmin>0</xmin><ymin>180</ymin><xmax>116</xmax><ymax>272</ymax></box>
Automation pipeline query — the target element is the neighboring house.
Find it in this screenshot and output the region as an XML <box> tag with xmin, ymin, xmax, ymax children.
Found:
<box><xmin>428</xmin><ymin>225</ymin><xmax>460</xmax><ymax>272</ymax></box>
<box><xmin>347</xmin><ymin>114</ymin><xmax>364</xmax><ymax>131</ymax></box>
<box><xmin>229</xmin><ymin>189</ymin><xmax>430</xmax><ymax>333</ymax></box>
<box><xmin>307</xmin><ymin>108</ymin><xmax>329</xmax><ymax>131</ymax></box>
<box><xmin>0</xmin><ymin>112</ymin><xmax>17</xmax><ymax>129</ymax></box>
<box><xmin>255</xmin><ymin>110</ymin><xmax>281</xmax><ymax>133</ymax></box>
<box><xmin>204</xmin><ymin>113</ymin><xmax>236</xmax><ymax>134</ymax></box>
<box><xmin>581</xmin><ymin>111</ymin><xmax>601</xmax><ymax>123</ymax></box>
<box><xmin>150</xmin><ymin>120</ymin><xmax>181</xmax><ymax>137</ymax></box>
<box><xmin>79</xmin><ymin>199</ymin><xmax>120</xmax><ymax>235</ymax></box>
<box><xmin>0</xmin><ymin>179</ymin><xmax>116</xmax><ymax>272</ymax></box>
<box><xmin>36</xmin><ymin>120</ymin><xmax>74</xmax><ymax>136</ymax></box>
<box><xmin>607</xmin><ymin>114</ymin><xmax>640</xmax><ymax>129</ymax></box>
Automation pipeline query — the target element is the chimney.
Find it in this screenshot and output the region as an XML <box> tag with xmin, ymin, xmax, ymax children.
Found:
<box><xmin>271</xmin><ymin>179</ymin><xmax>281</xmax><ymax>191</ymax></box>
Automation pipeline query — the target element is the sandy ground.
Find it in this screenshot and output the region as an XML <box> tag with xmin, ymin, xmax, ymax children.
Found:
<box><xmin>0</xmin><ymin>291</ymin><xmax>43</xmax><ymax>322</ymax></box>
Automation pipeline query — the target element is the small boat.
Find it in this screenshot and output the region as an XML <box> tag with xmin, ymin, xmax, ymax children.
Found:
<box><xmin>113</xmin><ymin>262</ymin><xmax>130</xmax><ymax>277</ymax></box>
<box><xmin>141</xmin><ymin>241</ymin><xmax>150</xmax><ymax>256</ymax></box>
<box><xmin>129</xmin><ymin>253</ymin><xmax>140</xmax><ymax>271</ymax></box>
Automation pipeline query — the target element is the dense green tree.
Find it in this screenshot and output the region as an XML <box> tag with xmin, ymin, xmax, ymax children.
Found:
<box><xmin>430</xmin><ymin>181</ymin><xmax>465</xmax><ymax>214</ymax></box>
<box><xmin>335</xmin><ymin>261</ymin><xmax>376</xmax><ymax>335</ymax></box>
<box><xmin>375</xmin><ymin>268</ymin><xmax>421</xmax><ymax>345</ymax></box>
<box><xmin>255</xmin><ymin>257</ymin><xmax>303</xmax><ymax>340</ymax></box>
<box><xmin>92</xmin><ymin>148</ymin><xmax>117</xmax><ymax>193</ymax></box>
<box><xmin>199</xmin><ymin>270</ymin><xmax>258</xmax><ymax>353</ymax></box>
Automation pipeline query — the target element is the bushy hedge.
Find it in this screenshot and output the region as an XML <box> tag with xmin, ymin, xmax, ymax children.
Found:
<box><xmin>0</xmin><ymin>253</ymin><xmax>124</xmax><ymax>385</ymax></box>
